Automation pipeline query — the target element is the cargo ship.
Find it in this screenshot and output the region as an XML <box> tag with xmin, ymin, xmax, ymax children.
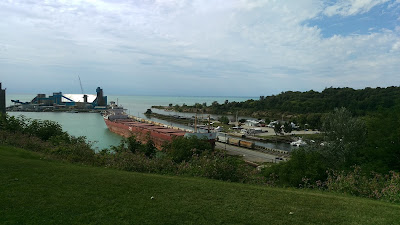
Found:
<box><xmin>103</xmin><ymin>103</ymin><xmax>216</xmax><ymax>149</ymax></box>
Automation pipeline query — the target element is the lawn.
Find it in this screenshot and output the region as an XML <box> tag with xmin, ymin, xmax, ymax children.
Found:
<box><xmin>1</xmin><ymin>145</ymin><xmax>399</xmax><ymax>225</ymax></box>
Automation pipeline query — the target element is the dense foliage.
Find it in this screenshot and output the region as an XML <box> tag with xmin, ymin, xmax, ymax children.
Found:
<box><xmin>212</xmin><ymin>86</ymin><xmax>400</xmax><ymax>115</ymax></box>
<box><xmin>165</xmin><ymin>86</ymin><xmax>400</xmax><ymax>129</ymax></box>
<box><xmin>262</xmin><ymin>107</ymin><xmax>400</xmax><ymax>203</ymax></box>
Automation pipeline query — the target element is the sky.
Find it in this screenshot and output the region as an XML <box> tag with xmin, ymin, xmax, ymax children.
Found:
<box><xmin>1</xmin><ymin>0</ymin><xmax>399</xmax><ymax>96</ymax></box>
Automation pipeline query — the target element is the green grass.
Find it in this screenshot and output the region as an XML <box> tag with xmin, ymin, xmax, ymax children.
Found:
<box><xmin>1</xmin><ymin>145</ymin><xmax>400</xmax><ymax>225</ymax></box>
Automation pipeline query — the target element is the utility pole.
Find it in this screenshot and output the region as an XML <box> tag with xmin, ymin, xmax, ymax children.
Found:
<box><xmin>224</xmin><ymin>133</ymin><xmax>227</xmax><ymax>151</ymax></box>
<box><xmin>194</xmin><ymin>113</ymin><xmax>197</xmax><ymax>133</ymax></box>
<box><xmin>0</xmin><ymin>83</ymin><xmax>6</xmax><ymax>118</ymax></box>
<box><xmin>236</xmin><ymin>111</ymin><xmax>238</xmax><ymax>126</ymax></box>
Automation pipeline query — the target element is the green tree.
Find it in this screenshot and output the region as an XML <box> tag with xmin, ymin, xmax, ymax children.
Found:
<box><xmin>283</xmin><ymin>122</ymin><xmax>292</xmax><ymax>133</ymax></box>
<box><xmin>273</xmin><ymin>122</ymin><xmax>282</xmax><ymax>135</ymax></box>
<box><xmin>0</xmin><ymin>115</ymin><xmax>25</xmax><ymax>133</ymax></box>
<box><xmin>125</xmin><ymin>135</ymin><xmax>142</xmax><ymax>154</ymax></box>
<box><xmin>0</xmin><ymin>115</ymin><xmax>65</xmax><ymax>141</ymax></box>
<box><xmin>363</xmin><ymin>107</ymin><xmax>400</xmax><ymax>172</ymax></box>
<box><xmin>218</xmin><ymin>116</ymin><xmax>230</xmax><ymax>125</ymax></box>
<box><xmin>262</xmin><ymin>148</ymin><xmax>327</xmax><ymax>187</ymax></box>
<box><xmin>320</xmin><ymin>107</ymin><xmax>366</xmax><ymax>169</ymax></box>
<box><xmin>142</xmin><ymin>139</ymin><xmax>157</xmax><ymax>158</ymax></box>
<box><xmin>165</xmin><ymin>136</ymin><xmax>212</xmax><ymax>163</ymax></box>
<box><xmin>194</xmin><ymin>103</ymin><xmax>203</xmax><ymax>109</ymax></box>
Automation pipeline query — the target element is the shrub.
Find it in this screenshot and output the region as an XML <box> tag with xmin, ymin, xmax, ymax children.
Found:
<box><xmin>186</xmin><ymin>152</ymin><xmax>251</xmax><ymax>182</ymax></box>
<box><xmin>324</xmin><ymin>166</ymin><xmax>400</xmax><ymax>203</ymax></box>
<box><xmin>0</xmin><ymin>115</ymin><xmax>67</xmax><ymax>141</ymax></box>
<box><xmin>262</xmin><ymin>148</ymin><xmax>327</xmax><ymax>187</ymax></box>
<box><xmin>164</xmin><ymin>136</ymin><xmax>212</xmax><ymax>163</ymax></box>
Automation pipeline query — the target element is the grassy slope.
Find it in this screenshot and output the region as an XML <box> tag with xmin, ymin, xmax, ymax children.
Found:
<box><xmin>1</xmin><ymin>145</ymin><xmax>400</xmax><ymax>225</ymax></box>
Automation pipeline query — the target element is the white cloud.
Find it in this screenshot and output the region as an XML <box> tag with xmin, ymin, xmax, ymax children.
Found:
<box><xmin>0</xmin><ymin>0</ymin><xmax>399</xmax><ymax>95</ymax></box>
<box><xmin>393</xmin><ymin>41</ymin><xmax>400</xmax><ymax>51</ymax></box>
<box><xmin>324</xmin><ymin>0</ymin><xmax>390</xmax><ymax>17</ymax></box>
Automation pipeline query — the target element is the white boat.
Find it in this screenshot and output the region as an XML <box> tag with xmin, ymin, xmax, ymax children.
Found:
<box><xmin>290</xmin><ymin>138</ymin><xmax>307</xmax><ymax>147</ymax></box>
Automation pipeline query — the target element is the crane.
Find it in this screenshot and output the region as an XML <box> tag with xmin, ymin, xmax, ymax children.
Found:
<box><xmin>78</xmin><ymin>76</ymin><xmax>84</xmax><ymax>94</ymax></box>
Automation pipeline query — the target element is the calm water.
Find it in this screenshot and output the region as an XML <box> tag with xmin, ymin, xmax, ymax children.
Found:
<box><xmin>6</xmin><ymin>94</ymin><xmax>255</xmax><ymax>150</ymax></box>
<box><xmin>7</xmin><ymin>111</ymin><xmax>124</xmax><ymax>150</ymax></box>
<box><xmin>6</xmin><ymin>94</ymin><xmax>296</xmax><ymax>151</ymax></box>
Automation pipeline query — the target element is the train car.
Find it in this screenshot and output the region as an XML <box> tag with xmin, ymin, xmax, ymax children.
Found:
<box><xmin>228</xmin><ymin>138</ymin><xmax>240</xmax><ymax>146</ymax></box>
<box><xmin>217</xmin><ymin>135</ymin><xmax>229</xmax><ymax>143</ymax></box>
<box><xmin>239</xmin><ymin>140</ymin><xmax>255</xmax><ymax>149</ymax></box>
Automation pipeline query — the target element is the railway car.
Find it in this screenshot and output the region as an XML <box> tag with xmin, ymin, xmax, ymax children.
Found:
<box><xmin>228</xmin><ymin>138</ymin><xmax>240</xmax><ymax>146</ymax></box>
<box><xmin>239</xmin><ymin>140</ymin><xmax>255</xmax><ymax>149</ymax></box>
<box><xmin>218</xmin><ymin>135</ymin><xmax>229</xmax><ymax>143</ymax></box>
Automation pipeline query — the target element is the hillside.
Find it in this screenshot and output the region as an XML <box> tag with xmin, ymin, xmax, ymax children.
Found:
<box><xmin>160</xmin><ymin>86</ymin><xmax>400</xmax><ymax>121</ymax></box>
<box><xmin>1</xmin><ymin>145</ymin><xmax>400</xmax><ymax>225</ymax></box>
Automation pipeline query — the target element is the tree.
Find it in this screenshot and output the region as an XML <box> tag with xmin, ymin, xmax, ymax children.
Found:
<box><xmin>142</xmin><ymin>139</ymin><xmax>156</xmax><ymax>158</ymax></box>
<box><xmin>283</xmin><ymin>122</ymin><xmax>292</xmax><ymax>133</ymax></box>
<box><xmin>125</xmin><ymin>135</ymin><xmax>142</xmax><ymax>154</ymax></box>
<box><xmin>194</xmin><ymin>103</ymin><xmax>203</xmax><ymax>109</ymax></box>
<box><xmin>262</xmin><ymin>148</ymin><xmax>327</xmax><ymax>186</ymax></box>
<box><xmin>320</xmin><ymin>107</ymin><xmax>366</xmax><ymax>169</ymax></box>
<box><xmin>165</xmin><ymin>136</ymin><xmax>212</xmax><ymax>162</ymax></box>
<box><xmin>219</xmin><ymin>116</ymin><xmax>230</xmax><ymax>125</ymax></box>
<box><xmin>363</xmin><ymin>107</ymin><xmax>400</xmax><ymax>172</ymax></box>
<box><xmin>273</xmin><ymin>122</ymin><xmax>282</xmax><ymax>135</ymax></box>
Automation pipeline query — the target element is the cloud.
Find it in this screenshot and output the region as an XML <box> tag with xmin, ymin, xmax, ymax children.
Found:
<box><xmin>0</xmin><ymin>0</ymin><xmax>399</xmax><ymax>96</ymax></box>
<box><xmin>324</xmin><ymin>0</ymin><xmax>390</xmax><ymax>17</ymax></box>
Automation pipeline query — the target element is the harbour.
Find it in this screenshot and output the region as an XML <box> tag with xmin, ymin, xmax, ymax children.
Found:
<box><xmin>5</xmin><ymin>93</ymin><xmax>296</xmax><ymax>153</ymax></box>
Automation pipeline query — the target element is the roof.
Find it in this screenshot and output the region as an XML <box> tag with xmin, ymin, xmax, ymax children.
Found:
<box><xmin>62</xmin><ymin>94</ymin><xmax>97</xmax><ymax>103</ymax></box>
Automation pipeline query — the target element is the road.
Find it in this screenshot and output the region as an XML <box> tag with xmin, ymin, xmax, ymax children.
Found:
<box><xmin>215</xmin><ymin>142</ymin><xmax>284</xmax><ymax>164</ymax></box>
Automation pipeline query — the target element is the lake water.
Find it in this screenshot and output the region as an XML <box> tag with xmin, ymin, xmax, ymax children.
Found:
<box><xmin>7</xmin><ymin>111</ymin><xmax>124</xmax><ymax>150</ymax></box>
<box><xmin>6</xmin><ymin>94</ymin><xmax>257</xmax><ymax>150</ymax></box>
<box><xmin>6</xmin><ymin>94</ymin><xmax>297</xmax><ymax>151</ymax></box>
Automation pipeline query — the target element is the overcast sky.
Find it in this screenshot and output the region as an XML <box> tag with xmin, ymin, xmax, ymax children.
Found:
<box><xmin>1</xmin><ymin>0</ymin><xmax>399</xmax><ymax>96</ymax></box>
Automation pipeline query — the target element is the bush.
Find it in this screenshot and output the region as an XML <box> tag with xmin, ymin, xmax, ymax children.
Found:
<box><xmin>164</xmin><ymin>136</ymin><xmax>212</xmax><ymax>163</ymax></box>
<box><xmin>0</xmin><ymin>115</ymin><xmax>66</xmax><ymax>141</ymax></box>
<box><xmin>262</xmin><ymin>148</ymin><xmax>327</xmax><ymax>187</ymax></box>
<box><xmin>187</xmin><ymin>151</ymin><xmax>257</xmax><ymax>182</ymax></box>
<box><xmin>324</xmin><ymin>166</ymin><xmax>400</xmax><ymax>203</ymax></box>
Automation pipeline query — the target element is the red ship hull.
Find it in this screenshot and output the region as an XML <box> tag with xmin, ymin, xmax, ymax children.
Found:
<box><xmin>104</xmin><ymin>118</ymin><xmax>187</xmax><ymax>149</ymax></box>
